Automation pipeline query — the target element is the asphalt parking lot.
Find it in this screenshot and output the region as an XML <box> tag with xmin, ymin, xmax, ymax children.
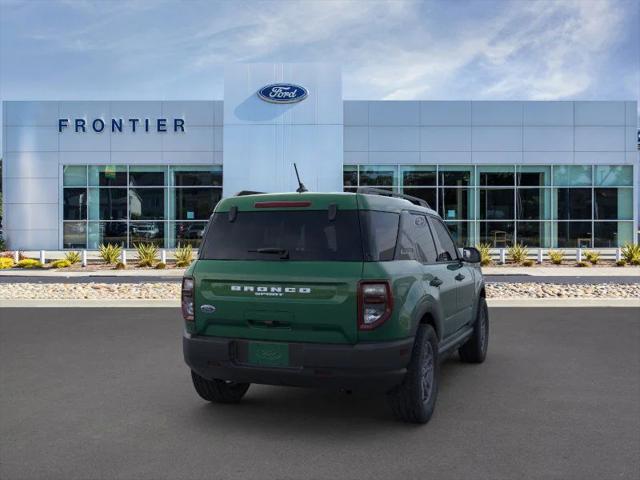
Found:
<box><xmin>1</xmin><ymin>307</ymin><xmax>638</xmax><ymax>480</ymax></box>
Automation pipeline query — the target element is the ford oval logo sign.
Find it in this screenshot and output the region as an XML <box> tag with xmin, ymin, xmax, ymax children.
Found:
<box><xmin>257</xmin><ymin>83</ymin><xmax>308</xmax><ymax>104</ymax></box>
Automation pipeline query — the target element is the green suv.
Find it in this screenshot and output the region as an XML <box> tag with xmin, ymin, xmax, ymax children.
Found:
<box><xmin>182</xmin><ymin>189</ymin><xmax>488</xmax><ymax>423</ymax></box>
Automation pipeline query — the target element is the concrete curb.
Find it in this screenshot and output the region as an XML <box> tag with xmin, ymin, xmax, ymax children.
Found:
<box><xmin>487</xmin><ymin>298</ymin><xmax>640</xmax><ymax>308</ymax></box>
<box><xmin>2</xmin><ymin>298</ymin><xmax>639</xmax><ymax>308</ymax></box>
<box><xmin>482</xmin><ymin>267</ymin><xmax>640</xmax><ymax>277</ymax></box>
<box><xmin>0</xmin><ymin>299</ymin><xmax>180</xmax><ymax>308</ymax></box>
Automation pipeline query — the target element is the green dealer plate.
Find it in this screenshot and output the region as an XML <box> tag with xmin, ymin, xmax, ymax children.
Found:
<box><xmin>247</xmin><ymin>342</ymin><xmax>290</xmax><ymax>368</ymax></box>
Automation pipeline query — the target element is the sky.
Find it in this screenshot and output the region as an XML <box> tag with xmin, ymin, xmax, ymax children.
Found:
<box><xmin>0</xmin><ymin>0</ymin><xmax>638</xmax><ymax>150</ymax></box>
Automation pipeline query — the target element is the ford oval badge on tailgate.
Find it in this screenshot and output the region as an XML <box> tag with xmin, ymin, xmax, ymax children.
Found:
<box><xmin>200</xmin><ymin>304</ymin><xmax>216</xmax><ymax>313</ymax></box>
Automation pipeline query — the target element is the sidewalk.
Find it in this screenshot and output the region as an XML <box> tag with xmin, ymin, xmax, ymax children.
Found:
<box><xmin>482</xmin><ymin>266</ymin><xmax>640</xmax><ymax>277</ymax></box>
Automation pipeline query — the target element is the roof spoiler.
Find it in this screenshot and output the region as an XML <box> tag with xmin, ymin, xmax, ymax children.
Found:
<box><xmin>235</xmin><ymin>190</ymin><xmax>265</xmax><ymax>196</ymax></box>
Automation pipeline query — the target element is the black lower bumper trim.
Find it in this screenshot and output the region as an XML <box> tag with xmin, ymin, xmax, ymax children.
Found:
<box><xmin>183</xmin><ymin>334</ymin><xmax>414</xmax><ymax>391</ymax></box>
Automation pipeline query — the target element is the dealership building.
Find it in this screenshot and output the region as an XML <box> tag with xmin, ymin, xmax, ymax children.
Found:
<box><xmin>1</xmin><ymin>63</ymin><xmax>638</xmax><ymax>250</ymax></box>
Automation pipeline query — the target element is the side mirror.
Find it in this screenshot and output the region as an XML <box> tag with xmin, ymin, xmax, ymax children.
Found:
<box><xmin>462</xmin><ymin>247</ymin><xmax>481</xmax><ymax>264</ymax></box>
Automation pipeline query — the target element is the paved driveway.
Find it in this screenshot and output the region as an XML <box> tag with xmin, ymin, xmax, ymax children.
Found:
<box><xmin>1</xmin><ymin>307</ymin><xmax>638</xmax><ymax>480</ymax></box>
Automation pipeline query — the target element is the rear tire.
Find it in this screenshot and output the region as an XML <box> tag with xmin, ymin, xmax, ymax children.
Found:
<box><xmin>459</xmin><ymin>296</ymin><xmax>489</xmax><ymax>363</ymax></box>
<box><xmin>387</xmin><ymin>325</ymin><xmax>439</xmax><ymax>424</ymax></box>
<box><xmin>191</xmin><ymin>370</ymin><xmax>250</xmax><ymax>404</ymax></box>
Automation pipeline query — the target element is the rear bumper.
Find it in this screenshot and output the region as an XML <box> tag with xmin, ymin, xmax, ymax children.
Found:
<box><xmin>183</xmin><ymin>334</ymin><xmax>414</xmax><ymax>391</ymax></box>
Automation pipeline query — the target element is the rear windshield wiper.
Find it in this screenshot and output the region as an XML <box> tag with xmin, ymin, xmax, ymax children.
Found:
<box><xmin>248</xmin><ymin>247</ymin><xmax>290</xmax><ymax>259</ymax></box>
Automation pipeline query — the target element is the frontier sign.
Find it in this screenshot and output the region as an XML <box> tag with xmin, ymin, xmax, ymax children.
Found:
<box><xmin>58</xmin><ymin>117</ymin><xmax>185</xmax><ymax>133</ymax></box>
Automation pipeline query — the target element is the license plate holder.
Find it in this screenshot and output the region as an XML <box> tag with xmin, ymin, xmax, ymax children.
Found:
<box><xmin>247</xmin><ymin>342</ymin><xmax>290</xmax><ymax>368</ymax></box>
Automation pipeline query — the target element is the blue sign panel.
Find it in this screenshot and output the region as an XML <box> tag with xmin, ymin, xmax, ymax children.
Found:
<box><xmin>257</xmin><ymin>84</ymin><xmax>308</xmax><ymax>104</ymax></box>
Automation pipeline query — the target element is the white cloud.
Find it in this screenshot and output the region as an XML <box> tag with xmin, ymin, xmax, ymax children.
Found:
<box><xmin>185</xmin><ymin>0</ymin><xmax>633</xmax><ymax>101</ymax></box>
<box><xmin>477</xmin><ymin>0</ymin><xmax>625</xmax><ymax>99</ymax></box>
<box><xmin>344</xmin><ymin>0</ymin><xmax>629</xmax><ymax>100</ymax></box>
<box><xmin>1</xmin><ymin>0</ymin><xmax>636</xmax><ymax>102</ymax></box>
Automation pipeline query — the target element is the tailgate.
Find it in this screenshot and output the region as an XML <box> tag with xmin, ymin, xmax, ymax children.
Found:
<box><xmin>193</xmin><ymin>260</ymin><xmax>363</xmax><ymax>344</ymax></box>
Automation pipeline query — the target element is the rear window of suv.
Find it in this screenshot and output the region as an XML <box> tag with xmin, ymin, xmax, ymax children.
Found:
<box><xmin>200</xmin><ymin>210</ymin><xmax>363</xmax><ymax>261</ymax></box>
<box><xmin>200</xmin><ymin>209</ymin><xmax>400</xmax><ymax>262</ymax></box>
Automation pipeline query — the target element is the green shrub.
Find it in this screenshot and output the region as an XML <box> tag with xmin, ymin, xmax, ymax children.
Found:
<box><xmin>576</xmin><ymin>260</ymin><xmax>590</xmax><ymax>268</ymax></box>
<box><xmin>114</xmin><ymin>262</ymin><xmax>126</xmax><ymax>270</ymax></box>
<box><xmin>99</xmin><ymin>243</ymin><xmax>122</xmax><ymax>264</ymax></box>
<box><xmin>65</xmin><ymin>251</ymin><xmax>81</xmax><ymax>265</ymax></box>
<box><xmin>17</xmin><ymin>258</ymin><xmax>43</xmax><ymax>269</ymax></box>
<box><xmin>155</xmin><ymin>262</ymin><xmax>167</xmax><ymax>269</ymax></box>
<box><xmin>508</xmin><ymin>243</ymin><xmax>529</xmax><ymax>264</ymax></box>
<box><xmin>621</xmin><ymin>243</ymin><xmax>640</xmax><ymax>265</ymax></box>
<box><xmin>0</xmin><ymin>257</ymin><xmax>15</xmax><ymax>269</ymax></box>
<box><xmin>50</xmin><ymin>259</ymin><xmax>71</xmax><ymax>269</ymax></box>
<box><xmin>476</xmin><ymin>243</ymin><xmax>492</xmax><ymax>267</ymax></box>
<box><xmin>135</xmin><ymin>243</ymin><xmax>159</xmax><ymax>267</ymax></box>
<box><xmin>175</xmin><ymin>243</ymin><xmax>194</xmax><ymax>267</ymax></box>
<box><xmin>584</xmin><ymin>250</ymin><xmax>600</xmax><ymax>265</ymax></box>
<box><xmin>522</xmin><ymin>259</ymin><xmax>534</xmax><ymax>267</ymax></box>
<box><xmin>615</xmin><ymin>259</ymin><xmax>626</xmax><ymax>267</ymax></box>
<box><xmin>547</xmin><ymin>250</ymin><xmax>564</xmax><ymax>265</ymax></box>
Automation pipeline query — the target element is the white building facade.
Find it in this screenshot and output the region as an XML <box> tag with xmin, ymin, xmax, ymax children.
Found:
<box><xmin>2</xmin><ymin>63</ymin><xmax>638</xmax><ymax>250</ymax></box>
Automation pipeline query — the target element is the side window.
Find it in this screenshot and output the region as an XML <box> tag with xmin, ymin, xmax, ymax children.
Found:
<box><xmin>395</xmin><ymin>213</ymin><xmax>438</xmax><ymax>263</ymax></box>
<box><xmin>360</xmin><ymin>211</ymin><xmax>400</xmax><ymax>261</ymax></box>
<box><xmin>429</xmin><ymin>217</ymin><xmax>458</xmax><ymax>262</ymax></box>
<box><xmin>411</xmin><ymin>214</ymin><xmax>438</xmax><ymax>263</ymax></box>
<box><xmin>395</xmin><ymin>213</ymin><xmax>416</xmax><ymax>261</ymax></box>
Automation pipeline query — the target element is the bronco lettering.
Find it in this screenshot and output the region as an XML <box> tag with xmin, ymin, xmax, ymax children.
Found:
<box><xmin>230</xmin><ymin>285</ymin><xmax>311</xmax><ymax>295</ymax></box>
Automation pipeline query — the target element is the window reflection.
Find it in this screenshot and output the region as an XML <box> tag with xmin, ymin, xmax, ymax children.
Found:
<box><xmin>480</xmin><ymin>189</ymin><xmax>514</xmax><ymax>220</ymax></box>
<box><xmin>173</xmin><ymin>188</ymin><xmax>221</xmax><ymax>220</ymax></box>
<box><xmin>130</xmin><ymin>222</ymin><xmax>164</xmax><ymax>245</ymax></box>
<box><xmin>557</xmin><ymin>222</ymin><xmax>592</xmax><ymax>248</ymax></box>
<box><xmin>359</xmin><ymin>166</ymin><xmax>397</xmax><ymax>186</ymax></box>
<box><xmin>64</xmin><ymin>188</ymin><xmax>87</xmax><ymax>220</ymax></box>
<box><xmin>439</xmin><ymin>189</ymin><xmax>470</xmax><ymax>220</ymax></box>
<box><xmin>556</xmin><ymin>188</ymin><xmax>591</xmax><ymax>220</ymax></box>
<box><xmin>403</xmin><ymin>188</ymin><xmax>436</xmax><ymax>210</ymax></box>
<box><xmin>445</xmin><ymin>222</ymin><xmax>469</xmax><ymax>247</ymax></box>
<box><xmin>479</xmin><ymin>222</ymin><xmax>514</xmax><ymax>247</ymax></box>
<box><xmin>88</xmin><ymin>222</ymin><xmax>128</xmax><ymax>248</ymax></box>
<box><xmin>173</xmin><ymin>222</ymin><xmax>208</xmax><ymax>248</ymax></box>
<box><xmin>129</xmin><ymin>188</ymin><xmax>164</xmax><ymax>220</ymax></box>
<box><xmin>63</xmin><ymin>222</ymin><xmax>87</xmax><ymax>248</ymax></box>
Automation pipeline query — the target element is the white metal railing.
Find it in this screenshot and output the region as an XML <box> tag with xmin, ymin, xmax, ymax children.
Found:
<box><xmin>487</xmin><ymin>247</ymin><xmax>623</xmax><ymax>264</ymax></box>
<box><xmin>4</xmin><ymin>249</ymin><xmax>199</xmax><ymax>266</ymax></box>
<box><xmin>1</xmin><ymin>248</ymin><xmax>634</xmax><ymax>266</ymax></box>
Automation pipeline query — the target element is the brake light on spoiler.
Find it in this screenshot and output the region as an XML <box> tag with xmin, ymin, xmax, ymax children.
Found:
<box><xmin>254</xmin><ymin>201</ymin><xmax>312</xmax><ymax>208</ymax></box>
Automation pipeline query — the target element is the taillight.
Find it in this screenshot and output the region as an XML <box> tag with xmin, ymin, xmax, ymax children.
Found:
<box><xmin>182</xmin><ymin>277</ymin><xmax>195</xmax><ymax>323</ymax></box>
<box><xmin>358</xmin><ymin>281</ymin><xmax>393</xmax><ymax>330</ymax></box>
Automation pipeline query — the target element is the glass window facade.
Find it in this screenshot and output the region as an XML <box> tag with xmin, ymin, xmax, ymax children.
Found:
<box><xmin>343</xmin><ymin>164</ymin><xmax>634</xmax><ymax>248</ymax></box>
<box><xmin>63</xmin><ymin>165</ymin><xmax>222</xmax><ymax>248</ymax></box>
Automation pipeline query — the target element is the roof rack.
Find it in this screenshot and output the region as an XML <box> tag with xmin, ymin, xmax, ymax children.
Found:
<box><xmin>356</xmin><ymin>187</ymin><xmax>432</xmax><ymax>210</ymax></box>
<box><xmin>235</xmin><ymin>190</ymin><xmax>265</xmax><ymax>196</ymax></box>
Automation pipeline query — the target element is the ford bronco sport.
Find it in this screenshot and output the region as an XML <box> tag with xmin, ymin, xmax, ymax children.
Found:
<box><xmin>182</xmin><ymin>189</ymin><xmax>488</xmax><ymax>424</ymax></box>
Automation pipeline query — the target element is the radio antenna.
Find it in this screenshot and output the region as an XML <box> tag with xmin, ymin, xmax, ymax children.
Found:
<box><xmin>293</xmin><ymin>163</ymin><xmax>308</xmax><ymax>193</ymax></box>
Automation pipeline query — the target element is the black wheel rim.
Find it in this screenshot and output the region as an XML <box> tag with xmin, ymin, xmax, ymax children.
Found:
<box><xmin>421</xmin><ymin>342</ymin><xmax>435</xmax><ymax>402</ymax></box>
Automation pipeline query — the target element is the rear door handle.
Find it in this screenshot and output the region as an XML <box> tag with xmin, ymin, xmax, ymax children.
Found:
<box><xmin>429</xmin><ymin>277</ymin><xmax>443</xmax><ymax>287</ymax></box>
<box><xmin>455</xmin><ymin>273</ymin><xmax>465</xmax><ymax>281</ymax></box>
